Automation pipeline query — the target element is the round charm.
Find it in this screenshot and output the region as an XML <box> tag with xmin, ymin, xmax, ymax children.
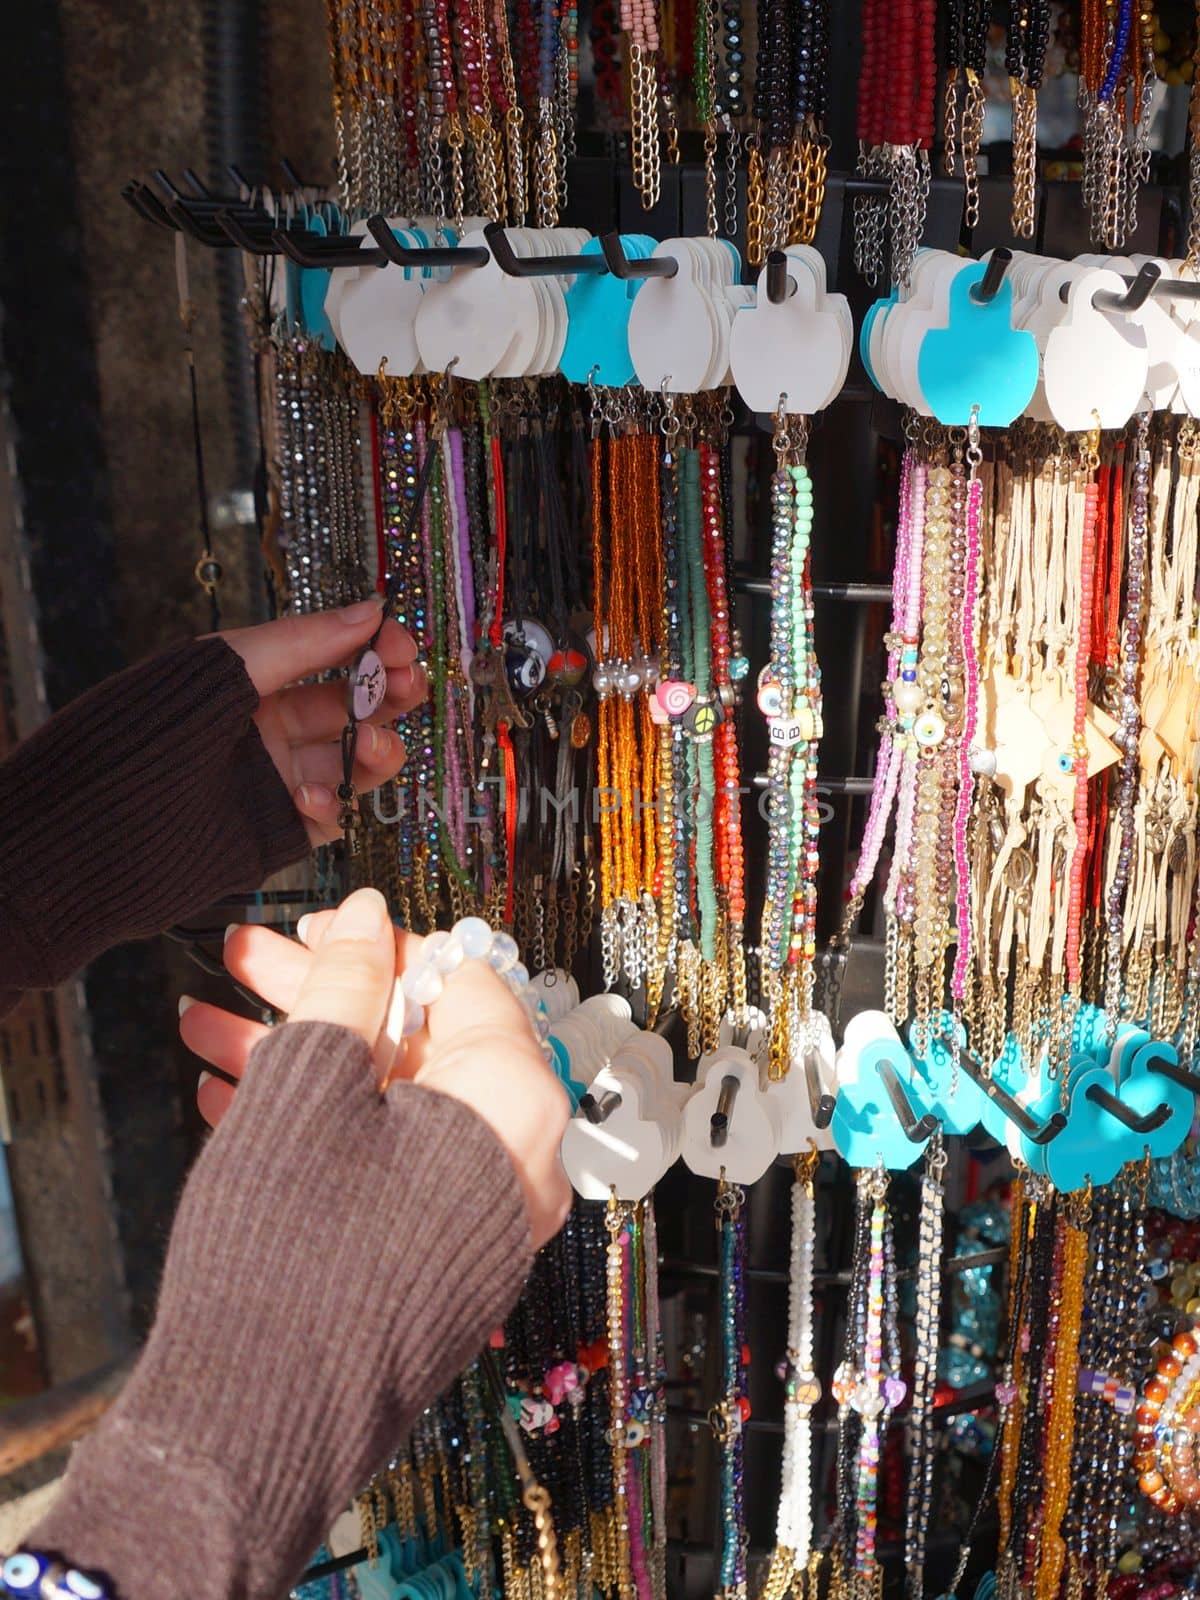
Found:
<box><xmin>792</xmin><ymin>1372</ymin><xmax>822</xmax><ymax>1411</ymax></box>
<box><xmin>2</xmin><ymin>1555</ymin><xmax>46</xmax><ymax>1597</ymax></box>
<box><xmin>546</xmin><ymin>629</ymin><xmax>591</xmax><ymax>687</ymax></box>
<box><xmin>756</xmin><ymin>676</ymin><xmax>784</xmax><ymax>717</ymax></box>
<box><xmin>656</xmin><ymin>679</ymin><xmax>696</xmax><ymax>718</ymax></box>
<box><xmin>570</xmin><ymin>711</ymin><xmax>592</xmax><ymax>748</ymax></box>
<box><xmin>913</xmin><ymin>709</ymin><xmax>946</xmax><ymax>748</ymax></box>
<box><xmin>683</xmin><ymin>698</ymin><xmax>724</xmax><ymax>740</ymax></box>
<box><xmin>729</xmin><ymin>654</ymin><xmax>750</xmax><ymax>682</ymax></box>
<box><xmin>350</xmin><ymin>648</ymin><xmax>388</xmax><ymax>720</ymax></box>
<box><xmin>623</xmin><ymin>1419</ymin><xmax>647</xmax><ymax>1447</ymax></box>
<box><xmin>968</xmin><ymin>745</ymin><xmax>998</xmax><ymax>777</ymax></box>
<box><xmin>503</xmin><ymin>618</ymin><xmax>554</xmax><ymax>697</ymax></box>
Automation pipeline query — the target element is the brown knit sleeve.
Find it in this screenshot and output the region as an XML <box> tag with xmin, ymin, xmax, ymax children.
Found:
<box><xmin>30</xmin><ymin>1020</ymin><xmax>533</xmax><ymax>1600</ymax></box>
<box><xmin>0</xmin><ymin>637</ymin><xmax>309</xmax><ymax>1005</ymax></box>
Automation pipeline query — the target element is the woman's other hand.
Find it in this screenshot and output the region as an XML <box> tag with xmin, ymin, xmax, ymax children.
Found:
<box><xmin>182</xmin><ymin>904</ymin><xmax>572</xmax><ymax>1250</ymax></box>
<box><xmin>218</xmin><ymin>599</ymin><xmax>427</xmax><ymax>844</ymax></box>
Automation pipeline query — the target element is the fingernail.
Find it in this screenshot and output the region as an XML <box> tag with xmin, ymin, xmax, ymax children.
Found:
<box><xmin>197</xmin><ymin>1072</ymin><xmax>212</xmax><ymax>1093</ymax></box>
<box><xmin>297</xmin><ymin>783</ymin><xmax>333</xmax><ymax>811</ymax></box>
<box><xmin>179</xmin><ymin>994</ymin><xmax>196</xmax><ymax>1018</ymax></box>
<box><xmin>338</xmin><ymin>596</ymin><xmax>385</xmax><ymax>624</ymax></box>
<box><xmin>296</xmin><ymin>914</ymin><xmax>313</xmax><ymax>943</ymax></box>
<box><xmin>329</xmin><ymin>887</ymin><xmax>389</xmax><ymax>940</ymax></box>
<box><xmin>366</xmin><ymin>726</ymin><xmax>394</xmax><ymax>758</ymax></box>
<box><xmin>391</xmin><ymin>664</ymin><xmax>416</xmax><ymax>696</ymax></box>
<box><xmin>224</xmin><ymin>923</ymin><xmax>239</xmax><ymax>946</ymax></box>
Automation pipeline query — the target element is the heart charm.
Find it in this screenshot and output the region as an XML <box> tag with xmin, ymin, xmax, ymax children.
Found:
<box><xmin>882</xmin><ymin>1375</ymin><xmax>908</xmax><ymax>1409</ymax></box>
<box><xmin>995</xmin><ymin>1380</ymin><xmax>1018</xmax><ymax>1406</ymax></box>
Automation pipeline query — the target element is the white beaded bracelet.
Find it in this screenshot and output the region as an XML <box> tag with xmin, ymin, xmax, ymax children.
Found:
<box><xmin>398</xmin><ymin>917</ymin><xmax>552</xmax><ymax>1052</ymax></box>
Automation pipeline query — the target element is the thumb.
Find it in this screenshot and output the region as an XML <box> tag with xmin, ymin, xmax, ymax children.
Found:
<box><xmin>288</xmin><ymin>888</ymin><xmax>395</xmax><ymax>1049</ymax></box>
<box><xmin>218</xmin><ymin>597</ymin><xmax>384</xmax><ymax>697</ymax></box>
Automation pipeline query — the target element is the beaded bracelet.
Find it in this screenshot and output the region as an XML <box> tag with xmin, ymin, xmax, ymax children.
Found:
<box><xmin>396</xmin><ymin>915</ymin><xmax>551</xmax><ymax>1052</ymax></box>
<box><xmin>0</xmin><ymin>1555</ymin><xmax>107</xmax><ymax>1600</ymax></box>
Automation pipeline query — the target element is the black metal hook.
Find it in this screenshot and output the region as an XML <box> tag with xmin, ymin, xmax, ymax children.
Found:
<box><xmin>169</xmin><ymin>202</ymin><xmax>242</xmax><ymax>246</ymax></box>
<box><xmin>1084</xmin><ymin>1081</ymin><xmax>1173</xmax><ymax>1134</ymax></box>
<box><xmin>877</xmin><ymin>1059</ymin><xmax>940</xmax><ymax>1142</ymax></box>
<box><xmin>579</xmin><ymin>1088</ymin><xmax>623</xmax><ymax>1124</ymax></box>
<box><xmin>1060</xmin><ymin>260</ymin><xmax>1162</xmax><ymax>313</ymax></box>
<box><xmin>710</xmin><ymin>1074</ymin><xmax>741</xmax><ymax>1148</ymax></box>
<box><xmin>969</xmin><ymin>247</ymin><xmax>1013</xmax><ymax>305</ymax></box>
<box><xmin>366</xmin><ymin>215</ymin><xmax>489</xmax><ymax>270</ymax></box>
<box><xmin>765</xmin><ymin>250</ymin><xmax>795</xmax><ymax>305</ymax></box>
<box><xmin>215</xmin><ymin>209</ymin><xmax>288</xmax><ymax>256</ymax></box>
<box><xmin>272</xmin><ymin>228</ymin><xmax>388</xmax><ymax>269</ymax></box>
<box><xmin>599</xmin><ymin>231</ymin><xmax>678</xmax><ymax>280</ymax></box>
<box><xmin>182</xmin><ymin>168</ymin><xmax>211</xmax><ymax>198</ymax></box>
<box><xmin>484</xmin><ymin>222</ymin><xmax>607</xmax><ymax>279</ymax></box>
<box><xmin>1144</xmin><ymin>1054</ymin><xmax>1200</xmax><ymax>1092</ymax></box>
<box><xmin>802</xmin><ymin>1048</ymin><xmax>836</xmax><ymax>1130</ymax></box>
<box><xmin>280</xmin><ymin>157</ymin><xmax>312</xmax><ymax>191</ymax></box>
<box><xmin>122</xmin><ymin>182</ymin><xmax>178</xmax><ymax>230</ymax></box>
<box><xmin>955</xmin><ymin>1049</ymin><xmax>1067</xmax><ymax>1145</ymax></box>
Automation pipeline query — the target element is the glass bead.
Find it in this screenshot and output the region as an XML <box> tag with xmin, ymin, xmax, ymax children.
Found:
<box><xmin>488</xmin><ymin>933</ymin><xmax>521</xmax><ymax>972</ymax></box>
<box><xmin>403</xmin><ymin>962</ymin><xmax>444</xmax><ymax>1007</ymax></box>
<box><xmin>453</xmin><ymin>915</ymin><xmax>494</xmax><ymax>960</ymax></box>
<box><xmin>425</xmin><ymin>930</ymin><xmax>466</xmax><ymax>975</ymax></box>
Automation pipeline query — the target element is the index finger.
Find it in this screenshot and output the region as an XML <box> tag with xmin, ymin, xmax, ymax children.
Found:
<box><xmin>218</xmin><ymin>598</ymin><xmax>386</xmax><ymax>697</ymax></box>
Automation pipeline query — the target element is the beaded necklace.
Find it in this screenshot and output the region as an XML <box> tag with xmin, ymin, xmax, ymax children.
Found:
<box><xmin>764</xmin><ymin>1150</ymin><xmax>820</xmax><ymax>1599</ymax></box>
<box><xmin>1006</xmin><ymin>0</ymin><xmax>1051</xmax><ymax>238</ymax></box>
<box><xmin>903</xmin><ymin>1134</ymin><xmax>946</xmax><ymax>1600</ymax></box>
<box><xmin>852</xmin><ymin>0</ymin><xmax>935</xmax><ymax>287</ymax></box>
<box><xmin>606</xmin><ymin>1195</ymin><xmax>637</xmax><ymax>1600</ymax></box>
<box><xmin>711</xmin><ymin>1175</ymin><xmax>748</xmax><ymax>1600</ymax></box>
<box><xmin>942</xmin><ymin>0</ymin><xmax>991</xmax><ymax>231</ymax></box>
<box><xmin>759</xmin><ymin>412</ymin><xmax>821</xmax><ymax>1074</ymax></box>
<box><xmin>1104</xmin><ymin>414</ymin><xmax>1151</xmax><ymax>1035</ymax></box>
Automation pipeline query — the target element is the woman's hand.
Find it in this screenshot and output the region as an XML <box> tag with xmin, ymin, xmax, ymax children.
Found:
<box><xmin>218</xmin><ymin>599</ymin><xmax>427</xmax><ymax>844</ymax></box>
<box><xmin>181</xmin><ymin>896</ymin><xmax>572</xmax><ymax>1251</ymax></box>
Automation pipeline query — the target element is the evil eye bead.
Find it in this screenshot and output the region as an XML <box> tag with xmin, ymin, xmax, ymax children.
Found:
<box><xmin>1057</xmin><ymin>751</ymin><xmax>1073</xmax><ymax>773</ymax></box>
<box><xmin>913</xmin><ymin>709</ymin><xmax>946</xmax><ymax>748</ymax></box>
<box><xmin>488</xmin><ymin>933</ymin><xmax>521</xmax><ymax>973</ymax></box>
<box><xmin>2</xmin><ymin>1555</ymin><xmax>48</xmax><ymax>1597</ymax></box>
<box><xmin>756</xmin><ymin>678</ymin><xmax>784</xmax><ymax>717</ymax></box>
<box><xmin>62</xmin><ymin>1574</ymin><xmax>105</xmax><ymax>1600</ymax></box>
<box><xmin>623</xmin><ymin>1420</ymin><xmax>647</xmax><ymax>1447</ymax></box>
<box><xmin>401</xmin><ymin>962</ymin><xmax>444</xmax><ymax>1007</ymax></box>
<box><xmin>451</xmin><ymin>916</ymin><xmax>494</xmax><ymax>961</ymax></box>
<box><xmin>424</xmin><ymin>930</ymin><xmax>465</xmax><ymax>975</ymax></box>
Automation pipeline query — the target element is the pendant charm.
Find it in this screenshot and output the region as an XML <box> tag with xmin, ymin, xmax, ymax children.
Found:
<box><xmin>350</xmin><ymin>648</ymin><xmax>388</xmax><ymax>719</ymax></box>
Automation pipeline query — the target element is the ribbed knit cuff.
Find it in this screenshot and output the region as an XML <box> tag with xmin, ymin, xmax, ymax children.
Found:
<box><xmin>31</xmin><ymin>1022</ymin><xmax>533</xmax><ymax>1600</ymax></box>
<box><xmin>0</xmin><ymin>637</ymin><xmax>309</xmax><ymax>999</ymax></box>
